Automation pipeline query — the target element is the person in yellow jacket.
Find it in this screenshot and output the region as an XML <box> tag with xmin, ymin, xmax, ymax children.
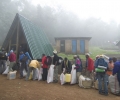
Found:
<box><xmin>26</xmin><ymin>59</ymin><xmax>41</xmax><ymax>81</ymax></box>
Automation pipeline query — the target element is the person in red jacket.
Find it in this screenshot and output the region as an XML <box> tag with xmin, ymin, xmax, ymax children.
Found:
<box><xmin>85</xmin><ymin>53</ymin><xmax>94</xmax><ymax>79</ymax></box>
<box><xmin>9</xmin><ymin>50</ymin><xmax>16</xmax><ymax>72</ymax></box>
<box><xmin>42</xmin><ymin>54</ymin><xmax>48</xmax><ymax>81</ymax></box>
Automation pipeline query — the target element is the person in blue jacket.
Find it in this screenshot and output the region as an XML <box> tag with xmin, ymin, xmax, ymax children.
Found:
<box><xmin>19</xmin><ymin>52</ymin><xmax>32</xmax><ymax>78</ymax></box>
<box><xmin>113</xmin><ymin>57</ymin><xmax>120</xmax><ymax>96</ymax></box>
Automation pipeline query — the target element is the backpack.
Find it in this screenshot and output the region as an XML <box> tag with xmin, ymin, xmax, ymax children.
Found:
<box><xmin>96</xmin><ymin>58</ymin><xmax>107</xmax><ymax>67</ymax></box>
<box><xmin>45</xmin><ymin>56</ymin><xmax>52</xmax><ymax>66</ymax></box>
<box><xmin>20</xmin><ymin>56</ymin><xmax>28</xmax><ymax>62</ymax></box>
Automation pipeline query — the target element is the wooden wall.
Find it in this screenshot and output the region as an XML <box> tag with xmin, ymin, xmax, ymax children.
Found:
<box><xmin>55</xmin><ymin>38</ymin><xmax>90</xmax><ymax>54</ymax></box>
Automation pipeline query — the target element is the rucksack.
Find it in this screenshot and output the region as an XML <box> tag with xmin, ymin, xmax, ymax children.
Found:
<box><xmin>20</xmin><ymin>56</ymin><xmax>28</xmax><ymax>62</ymax></box>
<box><xmin>45</xmin><ymin>56</ymin><xmax>52</xmax><ymax>66</ymax></box>
<box><xmin>96</xmin><ymin>58</ymin><xmax>107</xmax><ymax>67</ymax></box>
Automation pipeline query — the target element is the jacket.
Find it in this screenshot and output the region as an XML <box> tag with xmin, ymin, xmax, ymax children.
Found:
<box><xmin>42</xmin><ymin>56</ymin><xmax>48</xmax><ymax>68</ymax></box>
<box><xmin>19</xmin><ymin>54</ymin><xmax>25</xmax><ymax>61</ymax></box>
<box><xmin>62</xmin><ymin>60</ymin><xmax>72</xmax><ymax>73</ymax></box>
<box><xmin>75</xmin><ymin>58</ymin><xmax>83</xmax><ymax>72</ymax></box>
<box><xmin>113</xmin><ymin>61</ymin><xmax>120</xmax><ymax>82</ymax></box>
<box><xmin>86</xmin><ymin>57</ymin><xmax>94</xmax><ymax>71</ymax></box>
<box><xmin>25</xmin><ymin>52</ymin><xmax>32</xmax><ymax>64</ymax></box>
<box><xmin>9</xmin><ymin>53</ymin><xmax>16</xmax><ymax>62</ymax></box>
<box><xmin>29</xmin><ymin>60</ymin><xmax>40</xmax><ymax>68</ymax></box>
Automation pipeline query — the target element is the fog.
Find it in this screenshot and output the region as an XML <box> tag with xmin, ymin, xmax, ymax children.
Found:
<box><xmin>0</xmin><ymin>0</ymin><xmax>120</xmax><ymax>47</ymax></box>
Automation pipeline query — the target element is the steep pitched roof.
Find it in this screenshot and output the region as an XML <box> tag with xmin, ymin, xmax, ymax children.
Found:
<box><xmin>2</xmin><ymin>13</ymin><xmax>53</xmax><ymax>59</ymax></box>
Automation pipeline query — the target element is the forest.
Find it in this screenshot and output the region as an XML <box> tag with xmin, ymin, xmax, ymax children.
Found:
<box><xmin>0</xmin><ymin>0</ymin><xmax>120</xmax><ymax>46</ymax></box>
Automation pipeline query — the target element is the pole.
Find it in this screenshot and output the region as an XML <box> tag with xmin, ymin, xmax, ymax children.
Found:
<box><xmin>16</xmin><ymin>20</ymin><xmax>19</xmax><ymax>59</ymax></box>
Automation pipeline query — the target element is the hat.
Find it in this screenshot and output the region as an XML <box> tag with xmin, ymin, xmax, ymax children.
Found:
<box><xmin>74</xmin><ymin>55</ymin><xmax>77</xmax><ymax>57</ymax></box>
<box><xmin>85</xmin><ymin>53</ymin><xmax>90</xmax><ymax>56</ymax></box>
<box><xmin>53</xmin><ymin>50</ymin><xmax>57</xmax><ymax>54</ymax></box>
<box><xmin>10</xmin><ymin>50</ymin><xmax>13</xmax><ymax>53</ymax></box>
<box><xmin>96</xmin><ymin>55</ymin><xmax>100</xmax><ymax>58</ymax></box>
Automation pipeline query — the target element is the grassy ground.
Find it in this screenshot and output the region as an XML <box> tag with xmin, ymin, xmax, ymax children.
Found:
<box><xmin>58</xmin><ymin>47</ymin><xmax>120</xmax><ymax>60</ymax></box>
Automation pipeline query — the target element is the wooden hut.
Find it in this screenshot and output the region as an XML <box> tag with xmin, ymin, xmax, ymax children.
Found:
<box><xmin>55</xmin><ymin>37</ymin><xmax>91</xmax><ymax>54</ymax></box>
<box><xmin>2</xmin><ymin>13</ymin><xmax>53</xmax><ymax>59</ymax></box>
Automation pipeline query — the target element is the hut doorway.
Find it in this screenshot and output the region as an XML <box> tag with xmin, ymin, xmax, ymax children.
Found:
<box><xmin>60</xmin><ymin>40</ymin><xmax>65</xmax><ymax>52</ymax></box>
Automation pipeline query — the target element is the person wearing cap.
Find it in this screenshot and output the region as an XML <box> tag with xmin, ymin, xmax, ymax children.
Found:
<box><xmin>8</xmin><ymin>50</ymin><xmax>16</xmax><ymax>72</ymax></box>
<box><xmin>26</xmin><ymin>59</ymin><xmax>41</xmax><ymax>81</ymax></box>
<box><xmin>53</xmin><ymin>50</ymin><xmax>59</xmax><ymax>83</ymax></box>
<box><xmin>62</xmin><ymin>57</ymin><xmax>72</xmax><ymax>74</ymax></box>
<box><xmin>74</xmin><ymin>55</ymin><xmax>83</xmax><ymax>83</ymax></box>
<box><xmin>95</xmin><ymin>55</ymin><xmax>108</xmax><ymax>96</ymax></box>
<box><xmin>85</xmin><ymin>53</ymin><xmax>94</xmax><ymax>79</ymax></box>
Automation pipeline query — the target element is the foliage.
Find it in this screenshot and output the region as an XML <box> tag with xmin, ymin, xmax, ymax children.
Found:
<box><xmin>0</xmin><ymin>0</ymin><xmax>120</xmax><ymax>47</ymax></box>
<box><xmin>58</xmin><ymin>47</ymin><xmax>120</xmax><ymax>60</ymax></box>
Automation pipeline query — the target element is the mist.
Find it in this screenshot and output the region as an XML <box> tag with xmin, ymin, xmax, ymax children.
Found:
<box><xmin>0</xmin><ymin>0</ymin><xmax>119</xmax><ymax>47</ymax></box>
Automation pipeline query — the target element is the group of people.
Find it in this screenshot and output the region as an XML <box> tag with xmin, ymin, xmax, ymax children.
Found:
<box><xmin>0</xmin><ymin>48</ymin><xmax>120</xmax><ymax>96</ymax></box>
<box><xmin>94</xmin><ymin>55</ymin><xmax>120</xmax><ymax>96</ymax></box>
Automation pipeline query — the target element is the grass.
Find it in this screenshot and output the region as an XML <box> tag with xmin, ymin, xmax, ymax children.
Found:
<box><xmin>58</xmin><ymin>47</ymin><xmax>120</xmax><ymax>60</ymax></box>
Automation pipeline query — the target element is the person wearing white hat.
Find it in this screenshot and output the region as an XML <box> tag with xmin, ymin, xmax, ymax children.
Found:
<box><xmin>52</xmin><ymin>50</ymin><xmax>59</xmax><ymax>83</ymax></box>
<box><xmin>85</xmin><ymin>53</ymin><xmax>94</xmax><ymax>79</ymax></box>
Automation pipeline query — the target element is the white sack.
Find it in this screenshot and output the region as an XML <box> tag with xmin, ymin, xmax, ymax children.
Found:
<box><xmin>109</xmin><ymin>75</ymin><xmax>120</xmax><ymax>94</ymax></box>
<box><xmin>38</xmin><ymin>68</ymin><xmax>43</xmax><ymax>81</ymax></box>
<box><xmin>35</xmin><ymin>68</ymin><xmax>39</xmax><ymax>79</ymax></box>
<box><xmin>60</xmin><ymin>73</ymin><xmax>66</xmax><ymax>85</ymax></box>
<box><xmin>2</xmin><ymin>66</ymin><xmax>9</xmax><ymax>74</ymax></box>
<box><xmin>47</xmin><ymin>65</ymin><xmax>54</xmax><ymax>83</ymax></box>
<box><xmin>70</xmin><ymin>65</ymin><xmax>77</xmax><ymax>84</ymax></box>
<box><xmin>23</xmin><ymin>70</ymin><xmax>27</xmax><ymax>77</ymax></box>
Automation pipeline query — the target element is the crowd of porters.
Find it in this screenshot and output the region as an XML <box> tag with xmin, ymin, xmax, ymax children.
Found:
<box><xmin>0</xmin><ymin>48</ymin><xmax>120</xmax><ymax>96</ymax></box>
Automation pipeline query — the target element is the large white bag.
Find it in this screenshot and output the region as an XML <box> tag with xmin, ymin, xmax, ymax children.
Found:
<box><xmin>109</xmin><ymin>75</ymin><xmax>120</xmax><ymax>94</ymax></box>
<box><xmin>60</xmin><ymin>73</ymin><xmax>66</xmax><ymax>85</ymax></box>
<box><xmin>23</xmin><ymin>70</ymin><xmax>27</xmax><ymax>77</ymax></box>
<box><xmin>47</xmin><ymin>65</ymin><xmax>54</xmax><ymax>83</ymax></box>
<box><xmin>7</xmin><ymin>60</ymin><xmax>10</xmax><ymax>66</ymax></box>
<box><xmin>71</xmin><ymin>65</ymin><xmax>77</xmax><ymax>84</ymax></box>
<box><xmin>79</xmin><ymin>75</ymin><xmax>92</xmax><ymax>88</ymax></box>
<box><xmin>2</xmin><ymin>66</ymin><xmax>9</xmax><ymax>74</ymax></box>
<box><xmin>38</xmin><ymin>68</ymin><xmax>43</xmax><ymax>81</ymax></box>
<box><xmin>35</xmin><ymin>68</ymin><xmax>39</xmax><ymax>79</ymax></box>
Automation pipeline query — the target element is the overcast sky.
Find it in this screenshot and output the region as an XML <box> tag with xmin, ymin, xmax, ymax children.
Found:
<box><xmin>31</xmin><ymin>0</ymin><xmax>120</xmax><ymax>24</ymax></box>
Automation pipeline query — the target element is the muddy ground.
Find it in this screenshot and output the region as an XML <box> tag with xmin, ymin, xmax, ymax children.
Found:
<box><xmin>0</xmin><ymin>74</ymin><xmax>119</xmax><ymax>100</ymax></box>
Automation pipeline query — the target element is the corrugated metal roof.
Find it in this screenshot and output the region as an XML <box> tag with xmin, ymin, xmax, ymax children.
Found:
<box><xmin>2</xmin><ymin>13</ymin><xmax>53</xmax><ymax>59</ymax></box>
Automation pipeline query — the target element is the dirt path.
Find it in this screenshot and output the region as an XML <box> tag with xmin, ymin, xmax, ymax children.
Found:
<box><xmin>0</xmin><ymin>75</ymin><xmax>119</xmax><ymax>100</ymax></box>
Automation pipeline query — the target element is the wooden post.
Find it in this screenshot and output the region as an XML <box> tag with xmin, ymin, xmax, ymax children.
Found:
<box><xmin>16</xmin><ymin>21</ymin><xmax>20</xmax><ymax>59</ymax></box>
<box><xmin>8</xmin><ymin>40</ymin><xmax>11</xmax><ymax>52</ymax></box>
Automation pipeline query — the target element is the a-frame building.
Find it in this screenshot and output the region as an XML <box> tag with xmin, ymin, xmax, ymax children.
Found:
<box><xmin>2</xmin><ymin>13</ymin><xmax>53</xmax><ymax>59</ymax></box>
